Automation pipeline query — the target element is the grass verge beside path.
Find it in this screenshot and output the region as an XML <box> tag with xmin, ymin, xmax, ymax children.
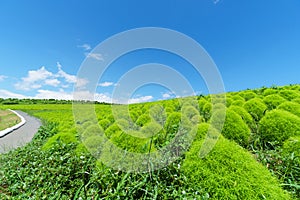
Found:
<box><xmin>0</xmin><ymin>110</ymin><xmax>21</xmax><ymax>131</ymax></box>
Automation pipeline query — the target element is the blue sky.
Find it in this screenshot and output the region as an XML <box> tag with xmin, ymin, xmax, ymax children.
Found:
<box><xmin>0</xmin><ymin>0</ymin><xmax>299</xmax><ymax>103</ymax></box>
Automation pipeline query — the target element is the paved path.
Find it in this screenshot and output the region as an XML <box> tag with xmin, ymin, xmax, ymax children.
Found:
<box><xmin>0</xmin><ymin>110</ymin><xmax>41</xmax><ymax>153</ymax></box>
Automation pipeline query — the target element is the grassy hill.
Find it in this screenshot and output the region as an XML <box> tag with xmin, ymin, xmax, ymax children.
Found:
<box><xmin>0</xmin><ymin>84</ymin><xmax>299</xmax><ymax>199</ymax></box>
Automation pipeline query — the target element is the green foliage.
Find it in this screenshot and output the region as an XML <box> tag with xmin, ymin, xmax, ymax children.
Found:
<box><xmin>98</xmin><ymin>119</ymin><xmax>111</xmax><ymax>130</ymax></box>
<box><xmin>2</xmin><ymin>84</ymin><xmax>300</xmax><ymax>198</ymax></box>
<box><xmin>240</xmin><ymin>90</ymin><xmax>257</xmax><ymax>101</ymax></box>
<box><xmin>278</xmin><ymin>101</ymin><xmax>300</xmax><ymax>117</ymax></box>
<box><xmin>259</xmin><ymin>110</ymin><xmax>300</xmax><ymax>146</ymax></box>
<box><xmin>263</xmin><ymin>94</ymin><xmax>287</xmax><ymax>110</ymax></box>
<box><xmin>230</xmin><ymin>99</ymin><xmax>245</xmax><ymax>107</ymax></box>
<box><xmin>254</xmin><ymin>137</ymin><xmax>300</xmax><ymax>199</ymax></box>
<box><xmin>292</xmin><ymin>98</ymin><xmax>300</xmax><ymax>104</ymax></box>
<box><xmin>202</xmin><ymin>102</ymin><xmax>212</xmax><ymax>121</ymax></box>
<box><xmin>279</xmin><ymin>90</ymin><xmax>300</xmax><ymax>101</ymax></box>
<box><xmin>229</xmin><ymin>105</ymin><xmax>255</xmax><ymax>131</ymax></box>
<box><xmin>211</xmin><ymin>109</ymin><xmax>250</xmax><ymax>147</ymax></box>
<box><xmin>104</xmin><ymin>122</ymin><xmax>121</xmax><ymax>138</ymax></box>
<box><xmin>244</xmin><ymin>98</ymin><xmax>267</xmax><ymax>121</ymax></box>
<box><xmin>182</xmin><ymin>136</ymin><xmax>290</xmax><ymax>199</ymax></box>
<box><xmin>136</xmin><ymin>114</ymin><xmax>151</xmax><ymax>127</ymax></box>
<box><xmin>263</xmin><ymin>88</ymin><xmax>278</xmax><ymax>96</ymax></box>
<box><xmin>231</xmin><ymin>94</ymin><xmax>245</xmax><ymax>102</ymax></box>
<box><xmin>149</xmin><ymin>104</ymin><xmax>166</xmax><ymax>125</ymax></box>
<box><xmin>164</xmin><ymin>112</ymin><xmax>182</xmax><ymax>135</ymax></box>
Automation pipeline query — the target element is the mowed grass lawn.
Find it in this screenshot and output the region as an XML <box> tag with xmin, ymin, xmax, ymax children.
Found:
<box><xmin>0</xmin><ymin>110</ymin><xmax>21</xmax><ymax>131</ymax></box>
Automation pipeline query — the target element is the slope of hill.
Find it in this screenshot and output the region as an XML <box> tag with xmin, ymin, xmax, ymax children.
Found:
<box><xmin>0</xmin><ymin>84</ymin><xmax>299</xmax><ymax>199</ymax></box>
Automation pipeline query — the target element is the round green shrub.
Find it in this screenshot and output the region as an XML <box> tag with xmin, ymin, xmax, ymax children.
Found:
<box><xmin>292</xmin><ymin>98</ymin><xmax>300</xmax><ymax>104</ymax></box>
<box><xmin>98</xmin><ymin>119</ymin><xmax>111</xmax><ymax>130</ymax></box>
<box><xmin>263</xmin><ymin>94</ymin><xmax>286</xmax><ymax>110</ymax></box>
<box><xmin>182</xmin><ymin>136</ymin><xmax>291</xmax><ymax>199</ymax></box>
<box><xmin>149</xmin><ymin>104</ymin><xmax>166</xmax><ymax>125</ymax></box>
<box><xmin>230</xmin><ymin>99</ymin><xmax>245</xmax><ymax>107</ymax></box>
<box><xmin>240</xmin><ymin>91</ymin><xmax>257</xmax><ymax>101</ymax></box>
<box><xmin>82</xmin><ymin>124</ymin><xmax>104</xmax><ymax>139</ymax></box>
<box><xmin>164</xmin><ymin>112</ymin><xmax>182</xmax><ymax>135</ymax></box>
<box><xmin>279</xmin><ymin>90</ymin><xmax>300</xmax><ymax>101</ymax></box>
<box><xmin>129</xmin><ymin>110</ymin><xmax>140</xmax><ymax>122</ymax></box>
<box><xmin>278</xmin><ymin>101</ymin><xmax>300</xmax><ymax>117</ymax></box>
<box><xmin>259</xmin><ymin>110</ymin><xmax>300</xmax><ymax>145</ymax></box>
<box><xmin>263</xmin><ymin>88</ymin><xmax>278</xmax><ymax>96</ymax></box>
<box><xmin>194</xmin><ymin>122</ymin><xmax>219</xmax><ymax>142</ymax></box>
<box><xmin>231</xmin><ymin>94</ymin><xmax>245</xmax><ymax>102</ymax></box>
<box><xmin>225</xmin><ymin>97</ymin><xmax>233</xmax><ymax>107</ymax></box>
<box><xmin>243</xmin><ymin>98</ymin><xmax>267</xmax><ymax>121</ymax></box>
<box><xmin>211</xmin><ymin>109</ymin><xmax>250</xmax><ymax>147</ymax></box>
<box><xmin>136</xmin><ymin>114</ymin><xmax>151</xmax><ymax>127</ymax></box>
<box><xmin>202</xmin><ymin>102</ymin><xmax>212</xmax><ymax>121</ymax></box>
<box><xmin>104</xmin><ymin>123</ymin><xmax>122</xmax><ymax>138</ymax></box>
<box><xmin>105</xmin><ymin>114</ymin><xmax>115</xmax><ymax>123</ymax></box>
<box><xmin>182</xmin><ymin>105</ymin><xmax>199</xmax><ymax>120</ymax></box>
<box><xmin>229</xmin><ymin>105</ymin><xmax>255</xmax><ymax>130</ymax></box>
<box><xmin>43</xmin><ymin>131</ymin><xmax>77</xmax><ymax>150</ymax></box>
<box><xmin>282</xmin><ymin>136</ymin><xmax>300</xmax><ymax>158</ymax></box>
<box><xmin>140</xmin><ymin>122</ymin><xmax>162</xmax><ymax>138</ymax></box>
<box><xmin>198</xmin><ymin>98</ymin><xmax>208</xmax><ymax>112</ymax></box>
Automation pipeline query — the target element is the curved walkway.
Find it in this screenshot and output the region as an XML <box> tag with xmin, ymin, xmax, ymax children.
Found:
<box><xmin>0</xmin><ymin>110</ymin><xmax>41</xmax><ymax>153</ymax></box>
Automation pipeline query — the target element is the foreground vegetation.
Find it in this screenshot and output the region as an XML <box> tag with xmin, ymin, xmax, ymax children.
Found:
<box><xmin>0</xmin><ymin>110</ymin><xmax>21</xmax><ymax>131</ymax></box>
<box><xmin>0</xmin><ymin>84</ymin><xmax>299</xmax><ymax>199</ymax></box>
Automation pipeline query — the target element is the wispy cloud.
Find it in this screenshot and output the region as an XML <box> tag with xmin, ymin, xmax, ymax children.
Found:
<box><xmin>14</xmin><ymin>66</ymin><xmax>53</xmax><ymax>90</ymax></box>
<box><xmin>128</xmin><ymin>95</ymin><xmax>153</xmax><ymax>104</ymax></box>
<box><xmin>98</xmin><ymin>81</ymin><xmax>114</xmax><ymax>87</ymax></box>
<box><xmin>56</xmin><ymin>62</ymin><xmax>77</xmax><ymax>83</ymax></box>
<box><xmin>78</xmin><ymin>43</ymin><xmax>91</xmax><ymax>51</ymax></box>
<box><xmin>0</xmin><ymin>89</ymin><xmax>28</xmax><ymax>99</ymax></box>
<box><xmin>14</xmin><ymin>63</ymin><xmax>88</xmax><ymax>91</ymax></box>
<box><xmin>0</xmin><ymin>75</ymin><xmax>7</xmax><ymax>82</ymax></box>
<box><xmin>45</xmin><ymin>79</ymin><xmax>60</xmax><ymax>87</ymax></box>
<box><xmin>85</xmin><ymin>53</ymin><xmax>104</xmax><ymax>61</ymax></box>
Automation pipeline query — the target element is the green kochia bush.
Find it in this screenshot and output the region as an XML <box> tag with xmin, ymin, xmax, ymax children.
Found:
<box><xmin>244</xmin><ymin>98</ymin><xmax>267</xmax><ymax>121</ymax></box>
<box><xmin>259</xmin><ymin>110</ymin><xmax>300</xmax><ymax>145</ymax></box>
<box><xmin>136</xmin><ymin>114</ymin><xmax>151</xmax><ymax>127</ymax></box>
<box><xmin>229</xmin><ymin>105</ymin><xmax>255</xmax><ymax>131</ymax></box>
<box><xmin>240</xmin><ymin>91</ymin><xmax>257</xmax><ymax>101</ymax></box>
<box><xmin>182</xmin><ymin>136</ymin><xmax>290</xmax><ymax>199</ymax></box>
<box><xmin>279</xmin><ymin>90</ymin><xmax>300</xmax><ymax>101</ymax></box>
<box><xmin>211</xmin><ymin>109</ymin><xmax>250</xmax><ymax>147</ymax></box>
<box><xmin>278</xmin><ymin>101</ymin><xmax>300</xmax><ymax>117</ymax></box>
<box><xmin>263</xmin><ymin>94</ymin><xmax>286</xmax><ymax>110</ymax></box>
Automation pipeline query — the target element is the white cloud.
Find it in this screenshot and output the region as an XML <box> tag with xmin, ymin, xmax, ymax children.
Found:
<box><xmin>98</xmin><ymin>81</ymin><xmax>114</xmax><ymax>87</ymax></box>
<box><xmin>78</xmin><ymin>44</ymin><xmax>91</xmax><ymax>51</ymax></box>
<box><xmin>0</xmin><ymin>75</ymin><xmax>7</xmax><ymax>81</ymax></box>
<box><xmin>94</xmin><ymin>93</ymin><xmax>113</xmax><ymax>103</ymax></box>
<box><xmin>0</xmin><ymin>89</ymin><xmax>28</xmax><ymax>99</ymax></box>
<box><xmin>128</xmin><ymin>95</ymin><xmax>153</xmax><ymax>104</ymax></box>
<box><xmin>35</xmin><ymin>89</ymin><xmax>73</xmax><ymax>100</ymax></box>
<box><xmin>56</xmin><ymin>62</ymin><xmax>77</xmax><ymax>83</ymax></box>
<box><xmin>15</xmin><ymin>66</ymin><xmax>53</xmax><ymax>90</ymax></box>
<box><xmin>45</xmin><ymin>79</ymin><xmax>60</xmax><ymax>87</ymax></box>
<box><xmin>162</xmin><ymin>93</ymin><xmax>171</xmax><ymax>99</ymax></box>
<box><xmin>14</xmin><ymin>63</ymin><xmax>88</xmax><ymax>91</ymax></box>
<box><xmin>85</xmin><ymin>53</ymin><xmax>103</xmax><ymax>61</ymax></box>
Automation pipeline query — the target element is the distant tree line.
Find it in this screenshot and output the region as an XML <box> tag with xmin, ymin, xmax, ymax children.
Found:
<box><xmin>0</xmin><ymin>98</ymin><xmax>112</xmax><ymax>105</ymax></box>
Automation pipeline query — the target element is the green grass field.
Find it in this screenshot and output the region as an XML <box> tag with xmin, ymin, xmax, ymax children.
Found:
<box><xmin>0</xmin><ymin>110</ymin><xmax>21</xmax><ymax>131</ymax></box>
<box><xmin>0</xmin><ymin>84</ymin><xmax>299</xmax><ymax>199</ymax></box>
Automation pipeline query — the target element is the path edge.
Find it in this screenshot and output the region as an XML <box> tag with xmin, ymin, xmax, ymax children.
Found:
<box><xmin>0</xmin><ymin>109</ymin><xmax>26</xmax><ymax>137</ymax></box>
